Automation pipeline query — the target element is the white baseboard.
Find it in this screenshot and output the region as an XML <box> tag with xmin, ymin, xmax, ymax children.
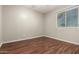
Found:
<box><xmin>3</xmin><ymin>35</ymin><xmax>43</xmax><ymax>44</ymax></box>
<box><xmin>45</xmin><ymin>36</ymin><xmax>79</xmax><ymax>45</ymax></box>
<box><xmin>3</xmin><ymin>35</ymin><xmax>79</xmax><ymax>46</ymax></box>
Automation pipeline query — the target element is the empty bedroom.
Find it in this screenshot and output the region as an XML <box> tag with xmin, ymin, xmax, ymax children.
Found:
<box><xmin>0</xmin><ymin>5</ymin><xmax>79</xmax><ymax>54</ymax></box>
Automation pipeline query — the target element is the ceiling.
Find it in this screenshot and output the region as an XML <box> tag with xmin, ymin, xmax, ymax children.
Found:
<box><xmin>25</xmin><ymin>5</ymin><xmax>65</xmax><ymax>13</ymax></box>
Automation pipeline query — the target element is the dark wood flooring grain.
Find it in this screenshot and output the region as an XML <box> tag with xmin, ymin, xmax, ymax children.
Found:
<box><xmin>0</xmin><ymin>36</ymin><xmax>79</xmax><ymax>54</ymax></box>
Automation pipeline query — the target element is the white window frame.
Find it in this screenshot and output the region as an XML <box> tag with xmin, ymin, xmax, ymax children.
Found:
<box><xmin>56</xmin><ymin>5</ymin><xmax>79</xmax><ymax>28</ymax></box>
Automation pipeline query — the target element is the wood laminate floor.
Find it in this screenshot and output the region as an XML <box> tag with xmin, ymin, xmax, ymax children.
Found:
<box><xmin>0</xmin><ymin>37</ymin><xmax>79</xmax><ymax>54</ymax></box>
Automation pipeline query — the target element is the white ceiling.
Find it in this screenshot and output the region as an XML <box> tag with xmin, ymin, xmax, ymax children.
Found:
<box><xmin>25</xmin><ymin>5</ymin><xmax>64</xmax><ymax>13</ymax></box>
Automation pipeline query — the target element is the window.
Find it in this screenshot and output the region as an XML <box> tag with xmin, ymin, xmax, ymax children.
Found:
<box><xmin>66</xmin><ymin>8</ymin><xmax>78</xmax><ymax>27</ymax></box>
<box><xmin>57</xmin><ymin>7</ymin><xmax>78</xmax><ymax>27</ymax></box>
<box><xmin>57</xmin><ymin>12</ymin><xmax>65</xmax><ymax>27</ymax></box>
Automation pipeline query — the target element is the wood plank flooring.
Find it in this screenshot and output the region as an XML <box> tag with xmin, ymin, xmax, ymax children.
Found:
<box><xmin>0</xmin><ymin>37</ymin><xmax>79</xmax><ymax>54</ymax></box>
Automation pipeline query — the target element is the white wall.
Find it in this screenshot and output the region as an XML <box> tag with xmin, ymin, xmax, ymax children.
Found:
<box><xmin>2</xmin><ymin>6</ymin><xmax>44</xmax><ymax>43</ymax></box>
<box><xmin>0</xmin><ymin>6</ymin><xmax>2</xmax><ymax>47</ymax></box>
<box><xmin>45</xmin><ymin>6</ymin><xmax>79</xmax><ymax>44</ymax></box>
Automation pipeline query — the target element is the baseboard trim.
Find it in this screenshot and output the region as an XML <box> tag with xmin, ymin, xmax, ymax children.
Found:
<box><xmin>3</xmin><ymin>35</ymin><xmax>79</xmax><ymax>46</ymax></box>
<box><xmin>3</xmin><ymin>36</ymin><xmax>44</xmax><ymax>44</ymax></box>
<box><xmin>46</xmin><ymin>36</ymin><xmax>79</xmax><ymax>45</ymax></box>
